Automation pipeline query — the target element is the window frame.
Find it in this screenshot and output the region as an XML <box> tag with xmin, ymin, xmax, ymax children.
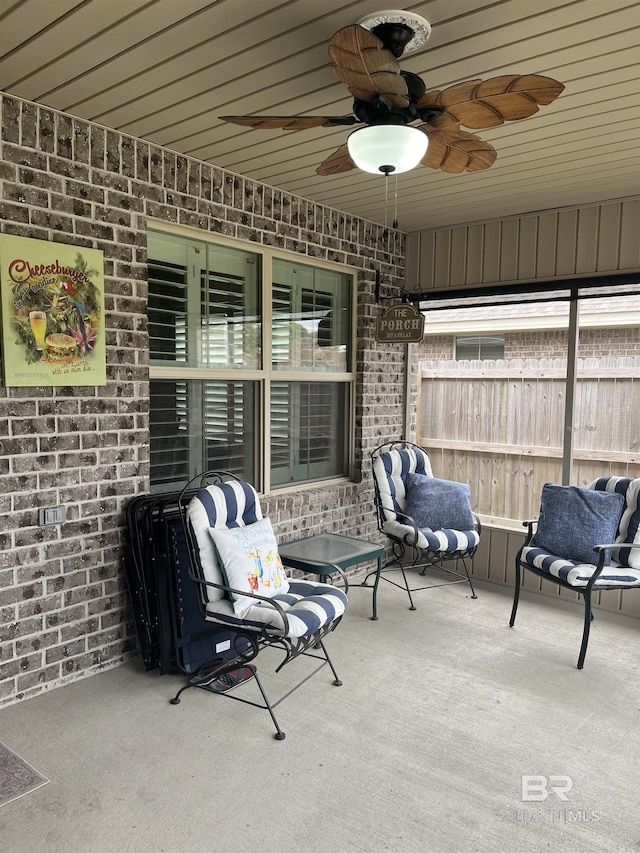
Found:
<box><xmin>147</xmin><ymin>221</ymin><xmax>357</xmax><ymax>494</ymax></box>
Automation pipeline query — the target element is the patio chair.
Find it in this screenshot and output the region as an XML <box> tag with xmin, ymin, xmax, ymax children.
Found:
<box><xmin>371</xmin><ymin>441</ymin><xmax>480</xmax><ymax>609</ymax></box>
<box><xmin>510</xmin><ymin>477</ymin><xmax>640</xmax><ymax>668</ymax></box>
<box><xmin>169</xmin><ymin>471</ymin><xmax>348</xmax><ymax>739</ymax></box>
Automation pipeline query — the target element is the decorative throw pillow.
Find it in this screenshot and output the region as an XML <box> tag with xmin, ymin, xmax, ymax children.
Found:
<box><xmin>531</xmin><ymin>483</ymin><xmax>625</xmax><ymax>565</ymax></box>
<box><xmin>405</xmin><ymin>472</ymin><xmax>475</xmax><ymax>531</ymax></box>
<box><xmin>209</xmin><ymin>517</ymin><xmax>289</xmax><ymax>615</ymax></box>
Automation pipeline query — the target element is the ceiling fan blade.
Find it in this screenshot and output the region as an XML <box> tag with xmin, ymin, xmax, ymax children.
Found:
<box><xmin>418</xmin><ymin>125</ymin><xmax>497</xmax><ymax>173</ymax></box>
<box><xmin>220</xmin><ymin>115</ymin><xmax>358</xmax><ymax>130</ymax></box>
<box><xmin>316</xmin><ymin>144</ymin><xmax>356</xmax><ymax>176</ymax></box>
<box><xmin>418</xmin><ymin>74</ymin><xmax>564</xmax><ymax>129</ymax></box>
<box><xmin>328</xmin><ymin>24</ymin><xmax>409</xmax><ymax>109</ymax></box>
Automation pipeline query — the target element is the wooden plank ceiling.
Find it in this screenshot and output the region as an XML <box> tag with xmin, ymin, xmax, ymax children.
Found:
<box><xmin>1</xmin><ymin>0</ymin><xmax>639</xmax><ymax>232</ymax></box>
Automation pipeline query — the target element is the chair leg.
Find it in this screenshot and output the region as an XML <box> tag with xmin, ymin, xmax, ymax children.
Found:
<box><xmin>400</xmin><ymin>564</ymin><xmax>416</xmax><ymax>610</ymax></box>
<box><xmin>577</xmin><ymin>590</ymin><xmax>593</xmax><ymax>670</ymax></box>
<box><xmin>250</xmin><ymin>669</ymin><xmax>287</xmax><ymax>740</ymax></box>
<box><xmin>319</xmin><ymin>639</ymin><xmax>343</xmax><ymax>687</ymax></box>
<box><xmin>461</xmin><ymin>557</ymin><xmax>477</xmax><ymax>599</ymax></box>
<box><xmin>509</xmin><ymin>561</ymin><xmax>521</xmax><ymax>627</ymax></box>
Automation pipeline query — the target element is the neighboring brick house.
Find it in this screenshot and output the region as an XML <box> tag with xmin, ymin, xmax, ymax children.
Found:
<box><xmin>419</xmin><ymin>300</ymin><xmax>640</xmax><ymax>360</ymax></box>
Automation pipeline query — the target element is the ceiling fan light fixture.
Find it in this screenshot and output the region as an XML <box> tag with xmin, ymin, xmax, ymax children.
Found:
<box><xmin>347</xmin><ymin>125</ymin><xmax>428</xmax><ymax>174</ymax></box>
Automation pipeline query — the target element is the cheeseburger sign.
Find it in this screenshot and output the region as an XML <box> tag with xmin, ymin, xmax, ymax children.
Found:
<box><xmin>375</xmin><ymin>302</ymin><xmax>424</xmax><ymax>343</ymax></box>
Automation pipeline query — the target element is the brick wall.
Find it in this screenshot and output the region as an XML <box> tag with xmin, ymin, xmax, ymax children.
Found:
<box><xmin>419</xmin><ymin>328</ymin><xmax>639</xmax><ymax>361</ymax></box>
<box><xmin>0</xmin><ymin>94</ymin><xmax>407</xmax><ymax>707</ymax></box>
<box><xmin>506</xmin><ymin>328</ymin><xmax>640</xmax><ymax>359</ymax></box>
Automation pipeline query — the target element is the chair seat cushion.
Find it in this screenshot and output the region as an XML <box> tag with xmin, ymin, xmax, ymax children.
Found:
<box><xmin>205</xmin><ymin>580</ymin><xmax>348</xmax><ymax>638</ymax></box>
<box><xmin>382</xmin><ymin>519</ymin><xmax>479</xmax><ymax>553</ymax></box>
<box><xmin>420</xmin><ymin>528</ymin><xmax>480</xmax><ymax>552</ymax></box>
<box><xmin>521</xmin><ymin>545</ymin><xmax>640</xmax><ymax>588</ymax></box>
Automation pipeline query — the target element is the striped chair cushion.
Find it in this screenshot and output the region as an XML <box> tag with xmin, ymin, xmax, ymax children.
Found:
<box><xmin>520</xmin><ymin>545</ymin><xmax>640</xmax><ymax>588</ymax></box>
<box><xmin>187</xmin><ymin>481</ymin><xmax>263</xmax><ymax>604</ymax></box>
<box><xmin>205</xmin><ymin>580</ymin><xmax>348</xmax><ymax>638</ymax></box>
<box><xmin>589</xmin><ymin>477</ymin><xmax>640</xmax><ymax>569</ymax></box>
<box><xmin>381</xmin><ymin>519</ymin><xmax>479</xmax><ymax>552</ymax></box>
<box><xmin>373</xmin><ymin>446</ymin><xmax>433</xmax><ymax>519</ymax></box>
<box><xmin>375</xmin><ymin>447</ymin><xmax>478</xmax><ymax>552</ymax></box>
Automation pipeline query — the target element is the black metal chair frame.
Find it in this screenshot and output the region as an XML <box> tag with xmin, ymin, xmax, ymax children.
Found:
<box><xmin>371</xmin><ymin>441</ymin><xmax>480</xmax><ymax>610</ymax></box>
<box><xmin>510</xmin><ymin>519</ymin><xmax>640</xmax><ymax>669</ymax></box>
<box><xmin>169</xmin><ymin>471</ymin><xmax>348</xmax><ymax>740</ymax></box>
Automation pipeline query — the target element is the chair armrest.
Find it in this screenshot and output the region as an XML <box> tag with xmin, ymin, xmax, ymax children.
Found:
<box><xmin>522</xmin><ymin>519</ymin><xmax>538</xmax><ymax>545</ymax></box>
<box><xmin>593</xmin><ymin>541</ymin><xmax>640</xmax><ymax>551</ymax></box>
<box><xmin>392</xmin><ymin>508</ymin><xmax>421</xmax><ymax>545</ymax></box>
<box><xmin>186</xmin><ymin>568</ymin><xmax>292</xmax><ymax>636</ymax></box>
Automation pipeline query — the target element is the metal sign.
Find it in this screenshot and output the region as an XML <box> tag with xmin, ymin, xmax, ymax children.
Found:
<box><xmin>375</xmin><ymin>302</ymin><xmax>424</xmax><ymax>343</ymax></box>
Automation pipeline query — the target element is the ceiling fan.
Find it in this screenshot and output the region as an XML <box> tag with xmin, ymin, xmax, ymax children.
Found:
<box><xmin>220</xmin><ymin>10</ymin><xmax>564</xmax><ymax>177</ymax></box>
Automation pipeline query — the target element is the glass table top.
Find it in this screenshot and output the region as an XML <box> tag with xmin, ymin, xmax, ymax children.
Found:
<box><xmin>278</xmin><ymin>533</ymin><xmax>384</xmax><ymax>568</ymax></box>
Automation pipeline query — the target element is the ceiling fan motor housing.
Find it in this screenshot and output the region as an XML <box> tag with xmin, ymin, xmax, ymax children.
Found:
<box><xmin>370</xmin><ymin>22</ymin><xmax>414</xmax><ymax>57</ymax></box>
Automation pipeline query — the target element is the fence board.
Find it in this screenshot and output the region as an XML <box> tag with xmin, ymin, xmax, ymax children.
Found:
<box><xmin>418</xmin><ymin>356</ymin><xmax>640</xmax><ymax>520</ymax></box>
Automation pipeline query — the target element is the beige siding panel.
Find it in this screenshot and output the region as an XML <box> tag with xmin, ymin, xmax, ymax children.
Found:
<box><xmin>405</xmin><ymin>232</ymin><xmax>420</xmax><ymax>291</ymax></box>
<box><xmin>556</xmin><ymin>208</ymin><xmax>578</xmax><ymax>276</ymax></box>
<box><xmin>483</xmin><ymin>221</ymin><xmax>501</xmax><ymax>283</ymax></box>
<box><xmin>419</xmin><ymin>231</ymin><xmax>436</xmax><ymax>291</ymax></box>
<box><xmin>472</xmin><ymin>527</ymin><xmax>491</xmax><ymax>580</ymax></box>
<box><xmin>619</xmin><ymin>587</ymin><xmax>640</xmax><ymax>618</ymax></box>
<box><xmin>517</xmin><ymin>215</ymin><xmax>537</xmax><ymax>280</ymax></box>
<box><xmin>450</xmin><ymin>227</ymin><xmax>467</xmax><ymax>288</ymax></box>
<box><xmin>486</xmin><ymin>527</ymin><xmax>509</xmax><ymax>584</ymax></box>
<box><xmin>596</xmin><ymin>202</ymin><xmax>621</xmax><ymax>272</ymax></box>
<box><xmin>575</xmin><ymin>205</ymin><xmax>599</xmax><ymax>274</ymax></box>
<box><xmin>408</xmin><ymin>198</ymin><xmax>640</xmax><ymax>292</ymax></box>
<box><xmin>466</xmin><ymin>224</ymin><xmax>484</xmax><ymax>285</ymax></box>
<box><xmin>434</xmin><ymin>229</ymin><xmax>451</xmax><ymax>288</ymax></box>
<box><xmin>500</xmin><ymin>218</ymin><xmax>519</xmax><ymax>282</ymax></box>
<box><xmin>619</xmin><ymin>198</ymin><xmax>640</xmax><ymax>270</ymax></box>
<box><xmin>536</xmin><ymin>212</ymin><xmax>558</xmax><ymax>279</ymax></box>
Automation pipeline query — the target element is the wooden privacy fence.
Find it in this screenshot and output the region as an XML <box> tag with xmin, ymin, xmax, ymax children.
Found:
<box><xmin>417</xmin><ymin>357</ymin><xmax>640</xmax><ymax>521</ymax></box>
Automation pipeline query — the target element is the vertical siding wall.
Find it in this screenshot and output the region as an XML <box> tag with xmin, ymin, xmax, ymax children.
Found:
<box><xmin>0</xmin><ymin>93</ymin><xmax>407</xmax><ymax>708</ymax></box>
<box><xmin>406</xmin><ymin>198</ymin><xmax>640</xmax><ymax>292</ymax></box>
<box><xmin>407</xmin><ymin>199</ymin><xmax>640</xmax><ymax>620</ymax></box>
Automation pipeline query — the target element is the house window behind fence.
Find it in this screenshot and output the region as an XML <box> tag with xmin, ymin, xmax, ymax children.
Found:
<box><xmin>455</xmin><ymin>334</ymin><xmax>505</xmax><ymax>360</ymax></box>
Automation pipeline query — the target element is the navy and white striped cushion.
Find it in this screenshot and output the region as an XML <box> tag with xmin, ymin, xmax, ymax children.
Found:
<box><xmin>521</xmin><ymin>545</ymin><xmax>640</xmax><ymax>588</ymax></box>
<box><xmin>420</xmin><ymin>528</ymin><xmax>480</xmax><ymax>552</ymax></box>
<box><xmin>381</xmin><ymin>519</ymin><xmax>479</xmax><ymax>552</ymax></box>
<box><xmin>187</xmin><ymin>482</ymin><xmax>263</xmax><ymax>603</ymax></box>
<box><xmin>589</xmin><ymin>477</ymin><xmax>640</xmax><ymax>569</ymax></box>
<box><xmin>375</xmin><ymin>447</ymin><xmax>477</xmax><ymax>552</ymax></box>
<box><xmin>205</xmin><ymin>580</ymin><xmax>348</xmax><ymax>638</ymax></box>
<box><xmin>373</xmin><ymin>447</ymin><xmax>433</xmax><ymax>518</ymax></box>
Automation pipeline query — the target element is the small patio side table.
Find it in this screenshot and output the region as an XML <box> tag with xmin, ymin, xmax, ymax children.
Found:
<box><xmin>279</xmin><ymin>533</ymin><xmax>384</xmax><ymax>620</ymax></box>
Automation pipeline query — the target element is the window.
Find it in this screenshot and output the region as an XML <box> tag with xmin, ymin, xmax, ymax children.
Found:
<box><xmin>148</xmin><ymin>230</ymin><xmax>354</xmax><ymax>491</ymax></box>
<box><xmin>418</xmin><ymin>292</ymin><xmax>640</xmax><ymax>523</ymax></box>
<box><xmin>455</xmin><ymin>335</ymin><xmax>504</xmax><ymax>360</ymax></box>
